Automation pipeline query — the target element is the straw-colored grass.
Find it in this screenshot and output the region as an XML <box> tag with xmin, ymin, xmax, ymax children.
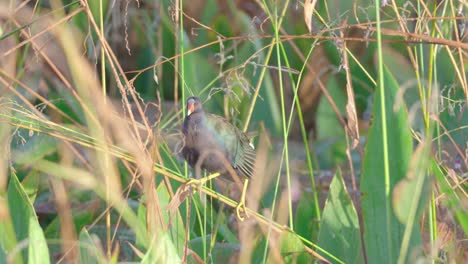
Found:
<box><xmin>0</xmin><ymin>0</ymin><xmax>466</xmax><ymax>263</ymax></box>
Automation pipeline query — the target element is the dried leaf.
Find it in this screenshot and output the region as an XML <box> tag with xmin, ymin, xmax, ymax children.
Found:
<box><xmin>187</xmin><ymin>248</ymin><xmax>204</xmax><ymax>264</ymax></box>
<box><xmin>340</xmin><ymin>19</ymin><xmax>360</xmax><ymax>149</ymax></box>
<box><xmin>166</xmin><ymin>183</ymin><xmax>194</xmax><ymax>227</ymax></box>
<box><xmin>304</xmin><ymin>0</ymin><xmax>318</xmax><ymax>33</ymax></box>
<box><xmin>345</xmin><ymin>99</ymin><xmax>360</xmax><ymax>149</ymax></box>
<box><xmin>126</xmin><ymin>241</ymin><xmax>145</xmax><ymax>259</ymax></box>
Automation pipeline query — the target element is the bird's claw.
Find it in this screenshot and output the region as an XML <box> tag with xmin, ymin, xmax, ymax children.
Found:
<box><xmin>235</xmin><ymin>179</ymin><xmax>250</xmax><ymax>221</ymax></box>
<box><xmin>183</xmin><ymin>179</ymin><xmax>203</xmax><ymax>193</ymax></box>
<box><xmin>235</xmin><ymin>202</ymin><xmax>248</xmax><ymax>221</ymax></box>
<box><xmin>235</xmin><ymin>197</ymin><xmax>249</xmax><ymax>221</ymax></box>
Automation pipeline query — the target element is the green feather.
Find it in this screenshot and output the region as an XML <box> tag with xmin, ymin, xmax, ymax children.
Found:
<box><xmin>204</xmin><ymin>114</ymin><xmax>255</xmax><ymax>178</ymax></box>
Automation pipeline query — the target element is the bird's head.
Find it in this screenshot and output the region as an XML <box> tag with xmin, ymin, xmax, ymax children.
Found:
<box><xmin>186</xmin><ymin>96</ymin><xmax>203</xmax><ymax>116</ymax></box>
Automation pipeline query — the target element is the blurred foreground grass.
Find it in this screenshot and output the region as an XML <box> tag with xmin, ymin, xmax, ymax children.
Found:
<box><xmin>0</xmin><ymin>0</ymin><xmax>467</xmax><ymax>263</ymax></box>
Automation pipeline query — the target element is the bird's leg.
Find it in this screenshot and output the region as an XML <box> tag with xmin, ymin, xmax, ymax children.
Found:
<box><xmin>236</xmin><ymin>178</ymin><xmax>249</xmax><ymax>221</ymax></box>
<box><xmin>184</xmin><ymin>172</ymin><xmax>221</xmax><ymax>192</ymax></box>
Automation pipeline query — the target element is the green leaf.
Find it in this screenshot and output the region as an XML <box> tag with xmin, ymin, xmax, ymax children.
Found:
<box><xmin>0</xmin><ymin>244</ymin><xmax>5</xmax><ymax>263</ymax></box>
<box><xmin>12</xmin><ymin>133</ymin><xmax>57</xmax><ymax>166</ymax></box>
<box><xmin>278</xmin><ymin>232</ymin><xmax>312</xmax><ymax>263</ymax></box>
<box><xmin>155</xmin><ymin>183</ymin><xmax>185</xmax><ymax>255</ymax></box>
<box><xmin>44</xmin><ymin>207</ymin><xmax>95</xmax><ymax>239</ymax></box>
<box><xmin>361</xmin><ymin>66</ymin><xmax>421</xmax><ymax>263</ymax></box>
<box><xmin>0</xmin><ymin>196</ymin><xmax>21</xmax><ymax>264</ymax></box>
<box><xmin>8</xmin><ymin>171</ymin><xmax>39</xmax><ymax>263</ymax></box>
<box><xmin>21</xmin><ymin>170</ymin><xmax>39</xmax><ymax>203</ymax></box>
<box><xmin>71</xmin><ymin>0</ymin><xmax>108</xmax><ymax>37</ymax></box>
<box><xmin>141</xmin><ymin>234</ymin><xmax>181</xmax><ymax>264</ymax></box>
<box><xmin>318</xmin><ymin>169</ymin><xmax>363</xmax><ymax>264</ymax></box>
<box><xmin>393</xmin><ymin>143</ymin><xmax>432</xmax><ymax>223</ymax></box>
<box><xmin>316</xmin><ymin>77</ymin><xmax>347</xmax><ymax>168</ymax></box>
<box><xmin>136</xmin><ymin>200</ymin><xmax>147</xmax><ymax>251</ymax></box>
<box><xmin>28</xmin><ymin>216</ymin><xmax>50</xmax><ymax>264</ymax></box>
<box><xmin>320</xmin><ymin>0</ymin><xmax>374</xmax><ymax>25</ymax></box>
<box><xmin>392</xmin><ymin>139</ymin><xmax>433</xmax><ymax>263</ymax></box>
<box><xmin>181</xmin><ymin>34</ymin><xmax>217</xmax><ymax>96</ymax></box>
<box><xmin>136</xmin><ymin>183</ymin><xmax>185</xmax><ymax>259</ymax></box>
<box><xmin>78</xmin><ymin>228</ymin><xmax>105</xmax><ymax>264</ymax></box>
<box><xmin>2</xmin><ymin>171</ymin><xmax>49</xmax><ymax>264</ymax></box>
<box><xmin>432</xmin><ymin>160</ymin><xmax>468</xmax><ymax>235</ymax></box>
<box><xmin>294</xmin><ymin>194</ymin><xmax>318</xmax><ymax>241</ymax></box>
<box><xmin>189</xmin><ymin>235</ymin><xmax>238</xmax><ymax>263</ymax></box>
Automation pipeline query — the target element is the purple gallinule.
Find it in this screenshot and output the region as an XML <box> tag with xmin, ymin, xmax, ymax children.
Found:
<box><xmin>182</xmin><ymin>96</ymin><xmax>255</xmax><ymax>220</ymax></box>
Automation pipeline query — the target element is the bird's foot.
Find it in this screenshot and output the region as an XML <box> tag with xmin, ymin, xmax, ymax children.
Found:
<box><xmin>235</xmin><ymin>200</ymin><xmax>248</xmax><ymax>221</ymax></box>
<box><xmin>183</xmin><ymin>173</ymin><xmax>219</xmax><ymax>192</ymax></box>
<box><xmin>235</xmin><ymin>178</ymin><xmax>250</xmax><ymax>221</ymax></box>
<box><xmin>183</xmin><ymin>173</ymin><xmax>221</xmax><ymax>192</ymax></box>
<box><xmin>183</xmin><ymin>178</ymin><xmax>203</xmax><ymax>193</ymax></box>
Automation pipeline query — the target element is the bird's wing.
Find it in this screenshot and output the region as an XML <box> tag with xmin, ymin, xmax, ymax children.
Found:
<box><xmin>204</xmin><ymin>113</ymin><xmax>239</xmax><ymax>156</ymax></box>
<box><xmin>233</xmin><ymin>130</ymin><xmax>256</xmax><ymax>178</ymax></box>
<box><xmin>205</xmin><ymin>114</ymin><xmax>255</xmax><ymax>178</ymax></box>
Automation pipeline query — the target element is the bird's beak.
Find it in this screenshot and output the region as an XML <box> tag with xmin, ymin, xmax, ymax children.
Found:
<box><xmin>187</xmin><ymin>102</ymin><xmax>194</xmax><ymax>116</ymax></box>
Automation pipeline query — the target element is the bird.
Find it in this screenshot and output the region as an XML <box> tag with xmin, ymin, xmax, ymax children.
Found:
<box><xmin>181</xmin><ymin>96</ymin><xmax>255</xmax><ymax>220</ymax></box>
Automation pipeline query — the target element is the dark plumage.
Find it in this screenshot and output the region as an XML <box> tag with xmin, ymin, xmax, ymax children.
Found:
<box><xmin>182</xmin><ymin>97</ymin><xmax>255</xmax><ymax>180</ymax></box>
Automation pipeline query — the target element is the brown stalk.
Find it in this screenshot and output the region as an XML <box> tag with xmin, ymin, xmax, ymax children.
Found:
<box><xmin>340</xmin><ymin>19</ymin><xmax>359</xmax><ymax>191</ymax></box>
